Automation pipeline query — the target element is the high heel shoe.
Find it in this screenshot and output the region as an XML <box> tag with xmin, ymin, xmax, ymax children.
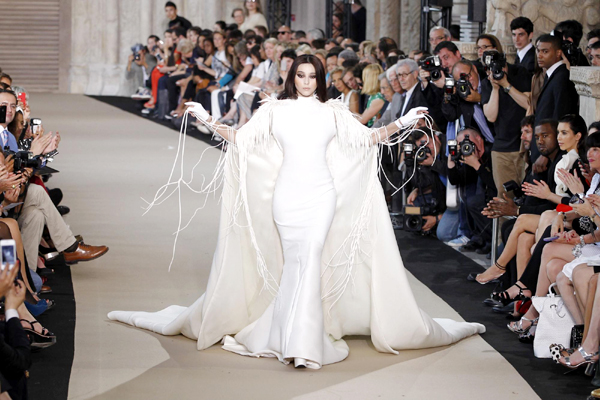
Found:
<box><xmin>553</xmin><ymin>346</ymin><xmax>599</xmax><ymax>371</ymax></box>
<box><xmin>507</xmin><ymin>316</ymin><xmax>538</xmax><ymax>334</ymax></box>
<box><xmin>472</xmin><ymin>261</ymin><xmax>505</xmax><ymax>284</ymax></box>
<box><xmin>294</xmin><ymin>358</ymin><xmax>307</xmax><ymax>368</ymax></box>
<box><xmin>492</xmin><ymin>282</ymin><xmax>528</xmax><ymax>306</ymax></box>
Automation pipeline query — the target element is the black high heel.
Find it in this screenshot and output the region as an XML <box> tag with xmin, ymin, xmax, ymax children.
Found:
<box><xmin>492</xmin><ymin>282</ymin><xmax>528</xmax><ymax>306</ymax></box>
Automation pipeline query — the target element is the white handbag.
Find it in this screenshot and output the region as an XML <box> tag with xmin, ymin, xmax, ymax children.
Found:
<box><xmin>532</xmin><ymin>283</ymin><xmax>575</xmax><ymax>358</ymax></box>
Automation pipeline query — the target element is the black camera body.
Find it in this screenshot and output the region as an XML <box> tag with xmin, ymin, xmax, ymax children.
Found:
<box><xmin>415</xmin><ymin>146</ymin><xmax>431</xmax><ymax>163</ymax></box>
<box><xmin>503</xmin><ymin>180</ymin><xmax>525</xmax><ymax>206</ymax></box>
<box><xmin>561</xmin><ymin>40</ymin><xmax>580</xmax><ymax>66</ymax></box>
<box><xmin>402</xmin><ymin>201</ymin><xmax>438</xmax><ymax>232</ymax></box>
<box><xmin>483</xmin><ymin>50</ymin><xmax>506</xmax><ymax>80</ymax></box>
<box><xmin>418</xmin><ymin>55</ymin><xmax>444</xmax><ymax>81</ymax></box>
<box><xmin>456</xmin><ymin>73</ymin><xmax>471</xmax><ymax>99</ymax></box>
<box><xmin>448</xmin><ymin>134</ymin><xmax>476</xmax><ymax>162</ymax></box>
<box><xmin>4</xmin><ymin>149</ymin><xmax>43</xmax><ymax>172</ymax></box>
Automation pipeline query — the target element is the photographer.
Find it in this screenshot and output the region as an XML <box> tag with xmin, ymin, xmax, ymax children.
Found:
<box><xmin>447</xmin><ymin>127</ymin><xmax>496</xmax><ymax>253</ymax></box>
<box><xmin>554</xmin><ymin>20</ymin><xmax>589</xmax><ymax>67</ymax></box>
<box><xmin>481</xmin><ymin>49</ymin><xmax>531</xmax><ymax>197</ymax></box>
<box><xmin>442</xmin><ymin>60</ymin><xmax>495</xmax><ymax>144</ymax></box>
<box><xmin>126</xmin><ymin>43</ymin><xmax>157</xmax><ymax>99</ymax></box>
<box><xmin>405</xmin><ymin>128</ymin><xmax>447</xmax><ymax>235</ymax></box>
<box><xmin>0</xmin><ymin>266</ymin><xmax>31</xmax><ymax>400</ymax></box>
<box><xmin>531</xmin><ymin>34</ymin><xmax>579</xmax><ymax>170</ymax></box>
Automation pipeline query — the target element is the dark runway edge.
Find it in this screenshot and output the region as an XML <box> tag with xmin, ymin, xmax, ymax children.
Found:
<box><xmin>28</xmin><ymin>256</ymin><xmax>75</xmax><ymax>400</ymax></box>
<box><xmin>91</xmin><ymin>95</ymin><xmax>589</xmax><ymax>400</ymax></box>
<box><xmin>396</xmin><ymin>230</ymin><xmax>591</xmax><ymax>400</ymax></box>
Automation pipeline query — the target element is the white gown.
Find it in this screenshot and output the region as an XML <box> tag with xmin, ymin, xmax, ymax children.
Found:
<box><xmin>109</xmin><ymin>96</ymin><xmax>484</xmax><ymax>369</ymax></box>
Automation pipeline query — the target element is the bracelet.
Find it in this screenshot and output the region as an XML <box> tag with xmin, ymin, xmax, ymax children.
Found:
<box><xmin>394</xmin><ymin>119</ymin><xmax>403</xmax><ymax>129</ymax></box>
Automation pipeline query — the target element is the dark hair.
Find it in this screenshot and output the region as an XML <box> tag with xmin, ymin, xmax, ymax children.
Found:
<box><xmin>590</xmin><ymin>121</ymin><xmax>600</xmax><ymax>133</ymax></box>
<box><xmin>333</xmin><ymin>13</ymin><xmax>344</xmax><ymax>25</ymax></box>
<box><xmin>0</xmin><ymin>89</ymin><xmax>17</xmax><ymax>102</ymax></box>
<box><xmin>411</xmin><ymin>126</ymin><xmax>434</xmax><ymax>142</ymax></box>
<box><xmin>378</xmin><ymin>37</ymin><xmax>398</xmax><ymax>58</ymax></box>
<box><xmin>555</xmin><ymin>20</ymin><xmax>584</xmax><ymax>46</ymax></box>
<box><xmin>588</xmin><ymin>29</ymin><xmax>600</xmax><ymax>41</ymax></box>
<box><xmin>204</xmin><ymin>37</ymin><xmax>215</xmax><ymax>54</ymax></box>
<box><xmin>413</xmin><ymin>50</ymin><xmax>430</xmax><ymax>58</ymax></box>
<box><xmin>244</xmin><ymin>29</ymin><xmax>257</xmax><ymax>40</ymax></box>
<box><xmin>559</xmin><ymin>114</ymin><xmax>588</xmax><ymax>156</ymax></box>
<box><xmin>510</xmin><ymin>17</ymin><xmax>534</xmax><ymax>34</ymax></box>
<box><xmin>0</xmin><ymin>73</ymin><xmax>12</xmax><ymax>84</ymax></box>
<box><xmin>521</xmin><ymin>115</ymin><xmax>535</xmax><ymax>128</ymax></box>
<box><xmin>586</xmin><ymin>129</ymin><xmax>600</xmax><ymax>150</ymax></box>
<box><xmin>231</xmin><ymin>7</ymin><xmax>243</xmax><ymax>18</ymax></box>
<box><xmin>148</xmin><ymin>34</ymin><xmax>160</xmax><ymax>42</ymax></box>
<box><xmin>200</xmin><ymin>29</ymin><xmax>213</xmax><ymax>37</ymax></box>
<box><xmin>173</xmin><ymin>26</ymin><xmax>186</xmax><ymax>38</ymax></box>
<box><xmin>280</xmin><ymin>49</ymin><xmax>297</xmax><ymax>60</ymax></box>
<box><xmin>352</xmin><ymin>62</ymin><xmax>368</xmax><ymax>79</ymax></box>
<box><xmin>215</xmin><ymin>20</ymin><xmax>227</xmax><ymax>31</ymax></box>
<box><xmin>449</xmin><ymin>25</ymin><xmax>460</xmax><ymax>40</ymax></box>
<box><xmin>328</xmin><ymin>46</ymin><xmax>344</xmax><ymax>56</ymax></box>
<box><xmin>255</xmin><ymin>25</ymin><xmax>268</xmax><ymax>37</ymax></box>
<box><xmin>165</xmin><ymin>1</ymin><xmax>176</xmax><ymax>9</ymax></box>
<box><xmin>537</xmin><ymin>34</ymin><xmax>562</xmax><ymax>51</ymax></box>
<box><xmin>476</xmin><ymin>33</ymin><xmax>503</xmax><ymax>53</ymax></box>
<box><xmin>188</xmin><ymin>26</ymin><xmax>202</xmax><ymax>36</ymax></box>
<box><xmin>536</xmin><ymin>118</ymin><xmax>559</xmax><ymax>133</ymax></box>
<box><xmin>326</xmin><ymin>52</ymin><xmax>338</xmax><ymax>60</ymax></box>
<box><xmin>278</xmin><ymin>54</ymin><xmax>328</xmax><ymax>102</ymax></box>
<box><xmin>345</xmin><ymin>43</ymin><xmax>360</xmax><ymax>52</ymax></box>
<box><xmin>294</xmin><ymin>30</ymin><xmax>306</xmax><ymax>39</ymax></box>
<box><xmin>312</xmin><ymin>38</ymin><xmax>326</xmax><ymax>49</ymax></box>
<box><xmin>0</xmin><ymin>82</ymin><xmax>9</xmax><ymax>90</ymax></box>
<box><xmin>433</xmin><ymin>40</ymin><xmax>459</xmax><ymax>55</ymax></box>
<box><xmin>228</xmin><ymin>29</ymin><xmax>243</xmax><ymax>41</ymax></box>
<box><xmin>249</xmin><ymin>44</ymin><xmax>263</xmax><ymax>62</ymax></box>
<box><xmin>591</xmin><ymin>41</ymin><xmax>600</xmax><ymax>51</ymax></box>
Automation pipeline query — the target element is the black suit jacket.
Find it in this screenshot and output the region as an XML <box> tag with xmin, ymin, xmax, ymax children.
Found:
<box><xmin>515</xmin><ymin>46</ymin><xmax>535</xmax><ymax>75</ymax></box>
<box><xmin>397</xmin><ymin>86</ymin><xmax>429</xmax><ymax>118</ymax></box>
<box><xmin>531</xmin><ymin>63</ymin><xmax>579</xmax><ymax>161</ymax></box>
<box><xmin>0</xmin><ymin>318</ymin><xmax>31</xmax><ymax>400</ymax></box>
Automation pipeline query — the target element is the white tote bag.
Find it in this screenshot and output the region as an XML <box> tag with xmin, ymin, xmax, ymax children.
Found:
<box><xmin>532</xmin><ymin>283</ymin><xmax>575</xmax><ymax>358</ymax></box>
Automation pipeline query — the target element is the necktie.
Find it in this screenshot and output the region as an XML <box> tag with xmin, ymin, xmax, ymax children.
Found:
<box><xmin>1</xmin><ymin>130</ymin><xmax>8</xmax><ymax>148</ymax></box>
<box><xmin>543</xmin><ymin>73</ymin><xmax>549</xmax><ymax>87</ymax></box>
<box><xmin>395</xmin><ymin>93</ymin><xmax>406</xmax><ymax>119</ymax></box>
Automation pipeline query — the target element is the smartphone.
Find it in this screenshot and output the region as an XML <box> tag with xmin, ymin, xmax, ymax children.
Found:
<box><xmin>543</xmin><ymin>236</ymin><xmax>560</xmax><ymax>242</ymax></box>
<box><xmin>0</xmin><ymin>239</ymin><xmax>16</xmax><ymax>271</ymax></box>
<box><xmin>280</xmin><ymin>59</ymin><xmax>287</xmax><ymax>71</ymax></box>
<box><xmin>0</xmin><ymin>105</ymin><xmax>6</xmax><ymax>124</ymax></box>
<box><xmin>31</xmin><ymin>118</ymin><xmax>42</xmax><ymax>134</ymax></box>
<box><xmin>17</xmin><ymin>92</ymin><xmax>27</xmax><ymax>109</ymax></box>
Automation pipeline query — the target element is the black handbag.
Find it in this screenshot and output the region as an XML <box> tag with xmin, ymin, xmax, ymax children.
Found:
<box><xmin>570</xmin><ymin>324</ymin><xmax>584</xmax><ymax>348</ymax></box>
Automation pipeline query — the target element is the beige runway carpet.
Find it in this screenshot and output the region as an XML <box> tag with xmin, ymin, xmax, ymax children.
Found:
<box><xmin>30</xmin><ymin>94</ymin><xmax>539</xmax><ymax>400</ymax></box>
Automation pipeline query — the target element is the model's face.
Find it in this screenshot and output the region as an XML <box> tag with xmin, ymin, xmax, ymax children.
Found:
<box><xmin>557</xmin><ymin>122</ymin><xmax>581</xmax><ymax>152</ymax></box>
<box><xmin>295</xmin><ymin>63</ymin><xmax>318</xmax><ymax>98</ymax></box>
<box><xmin>397</xmin><ymin>64</ymin><xmax>418</xmax><ymax>91</ymax></box>
<box><xmin>165</xmin><ymin>6</ymin><xmax>176</xmax><ymax>20</ymax></box>
<box><xmin>0</xmin><ymin>94</ymin><xmax>16</xmax><ymax>127</ymax></box>
<box><xmin>326</xmin><ymin>56</ymin><xmax>337</xmax><ymax>72</ymax></box>
<box><xmin>331</xmin><ymin>72</ymin><xmax>347</xmax><ymax>93</ymax></box>
<box><xmin>476</xmin><ymin>38</ymin><xmax>495</xmax><ymax>60</ymax></box>
<box><xmin>343</xmin><ymin>71</ymin><xmax>358</xmax><ymax>90</ymax></box>
<box><xmin>535</xmin><ymin>124</ymin><xmax>558</xmax><ymax>156</ymax></box>
<box><xmin>520</xmin><ymin>125</ymin><xmax>533</xmax><ymax>150</ymax></box>
<box><xmin>429</xmin><ymin>29</ymin><xmax>446</xmax><ymax>48</ymax></box>
<box><xmin>233</xmin><ymin>10</ymin><xmax>244</xmax><ymax>25</ymax></box>
<box><xmin>512</xmin><ymin>28</ymin><xmax>532</xmax><ymax>50</ymax></box>
<box><xmin>438</xmin><ymin>48</ymin><xmax>460</xmax><ymax>69</ymax></box>
<box><xmin>536</xmin><ymin>41</ymin><xmax>561</xmax><ymax>69</ymax></box>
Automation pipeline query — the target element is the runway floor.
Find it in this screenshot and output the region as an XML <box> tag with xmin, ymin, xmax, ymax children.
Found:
<box><xmin>24</xmin><ymin>93</ymin><xmax>592</xmax><ymax>399</ymax></box>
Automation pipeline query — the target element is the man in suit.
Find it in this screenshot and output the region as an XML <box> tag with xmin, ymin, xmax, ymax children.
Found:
<box><xmin>396</xmin><ymin>59</ymin><xmax>429</xmax><ymax>120</ymax></box>
<box><xmin>530</xmin><ymin>34</ymin><xmax>579</xmax><ymax>173</ymax></box>
<box><xmin>0</xmin><ymin>265</ymin><xmax>31</xmax><ymax>400</ymax></box>
<box><xmin>510</xmin><ymin>17</ymin><xmax>535</xmax><ymax>75</ymax></box>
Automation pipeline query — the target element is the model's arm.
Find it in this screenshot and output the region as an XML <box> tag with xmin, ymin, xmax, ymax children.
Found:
<box><xmin>186</xmin><ymin>102</ymin><xmax>237</xmax><ymax>142</ymax></box>
<box><xmin>370</xmin><ymin>107</ymin><xmax>428</xmax><ymax>145</ymax></box>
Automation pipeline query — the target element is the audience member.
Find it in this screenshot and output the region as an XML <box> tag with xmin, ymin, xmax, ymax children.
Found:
<box><xmin>165</xmin><ymin>1</ymin><xmax>191</xmax><ymax>30</ymax></box>
<box><xmin>510</xmin><ymin>16</ymin><xmax>535</xmax><ymax>74</ymax></box>
<box><xmin>429</xmin><ymin>26</ymin><xmax>451</xmax><ymax>50</ymax></box>
<box><xmin>239</xmin><ymin>0</ymin><xmax>268</xmax><ymax>33</ymax></box>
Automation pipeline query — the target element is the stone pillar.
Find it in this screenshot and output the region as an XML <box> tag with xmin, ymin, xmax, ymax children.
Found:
<box><xmin>571</xmin><ymin>67</ymin><xmax>600</xmax><ymax>126</ymax></box>
<box><xmin>399</xmin><ymin>0</ymin><xmax>420</xmax><ymax>51</ymax></box>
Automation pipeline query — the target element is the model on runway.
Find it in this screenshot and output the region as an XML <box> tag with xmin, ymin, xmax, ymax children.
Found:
<box><xmin>109</xmin><ymin>55</ymin><xmax>484</xmax><ymax>369</ymax></box>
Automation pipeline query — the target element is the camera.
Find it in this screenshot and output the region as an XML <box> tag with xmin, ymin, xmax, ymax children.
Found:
<box><xmin>403</xmin><ymin>142</ymin><xmax>415</xmax><ymax>162</ymax></box>
<box><xmin>444</xmin><ymin>77</ymin><xmax>454</xmax><ymax>102</ymax></box>
<box><xmin>503</xmin><ymin>180</ymin><xmax>525</xmax><ymax>206</ymax></box>
<box><xmin>482</xmin><ymin>50</ymin><xmax>506</xmax><ymax>80</ymax></box>
<box><xmin>30</xmin><ymin>118</ymin><xmax>42</xmax><ymax>134</ymax></box>
<box><xmin>418</xmin><ymin>55</ymin><xmax>443</xmax><ymax>81</ymax></box>
<box><xmin>448</xmin><ymin>134</ymin><xmax>476</xmax><ymax>162</ymax></box>
<box><xmin>131</xmin><ymin>43</ymin><xmax>144</xmax><ymax>62</ymax></box>
<box><xmin>415</xmin><ymin>146</ymin><xmax>431</xmax><ymax>163</ymax></box>
<box><xmin>4</xmin><ymin>149</ymin><xmax>44</xmax><ymax>172</ymax></box>
<box><xmin>402</xmin><ymin>201</ymin><xmax>438</xmax><ymax>232</ymax></box>
<box><xmin>456</xmin><ymin>73</ymin><xmax>471</xmax><ymax>99</ymax></box>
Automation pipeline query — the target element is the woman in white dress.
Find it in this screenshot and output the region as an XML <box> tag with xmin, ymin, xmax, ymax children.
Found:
<box><xmin>109</xmin><ymin>55</ymin><xmax>484</xmax><ymax>369</ymax></box>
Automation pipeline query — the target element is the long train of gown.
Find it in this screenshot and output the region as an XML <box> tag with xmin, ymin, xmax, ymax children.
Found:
<box><xmin>109</xmin><ymin>96</ymin><xmax>484</xmax><ymax>369</ymax></box>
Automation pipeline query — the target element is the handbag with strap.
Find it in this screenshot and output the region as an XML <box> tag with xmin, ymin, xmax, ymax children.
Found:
<box><xmin>532</xmin><ymin>283</ymin><xmax>575</xmax><ymax>358</ymax></box>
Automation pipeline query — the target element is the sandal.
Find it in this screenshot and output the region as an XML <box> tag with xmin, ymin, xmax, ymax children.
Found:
<box><xmin>493</xmin><ymin>282</ymin><xmax>529</xmax><ymax>306</ymax></box>
<box><xmin>20</xmin><ymin>319</ymin><xmax>57</xmax><ymax>349</ymax></box>
<box><xmin>475</xmin><ymin>262</ymin><xmax>506</xmax><ymax>284</ymax></box>
<box><xmin>507</xmin><ymin>316</ymin><xmax>538</xmax><ymax>334</ymax></box>
<box><xmin>555</xmin><ymin>346</ymin><xmax>599</xmax><ymax>370</ymax></box>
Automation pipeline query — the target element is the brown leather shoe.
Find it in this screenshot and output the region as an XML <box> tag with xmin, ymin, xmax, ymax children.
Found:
<box><xmin>40</xmin><ymin>285</ymin><xmax>52</xmax><ymax>294</ymax></box>
<box><xmin>63</xmin><ymin>243</ymin><xmax>108</xmax><ymax>264</ymax></box>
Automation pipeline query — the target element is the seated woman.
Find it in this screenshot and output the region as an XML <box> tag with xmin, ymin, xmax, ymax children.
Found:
<box><xmin>330</xmin><ymin>67</ymin><xmax>359</xmax><ymax>114</ymax></box>
<box><xmin>358</xmin><ymin>64</ymin><xmax>385</xmax><ymax>127</ymax></box>
<box><xmin>475</xmin><ymin>115</ymin><xmax>589</xmax><ymax>284</ymax></box>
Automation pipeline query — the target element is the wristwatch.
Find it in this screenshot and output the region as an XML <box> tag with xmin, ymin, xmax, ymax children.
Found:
<box><xmin>503</xmin><ymin>85</ymin><xmax>512</xmax><ymax>93</ymax></box>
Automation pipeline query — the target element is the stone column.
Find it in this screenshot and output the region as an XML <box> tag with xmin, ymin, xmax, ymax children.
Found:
<box><xmin>399</xmin><ymin>0</ymin><xmax>420</xmax><ymax>51</ymax></box>
<box><xmin>379</xmin><ymin>0</ymin><xmax>400</xmax><ymax>43</ymax></box>
<box><xmin>571</xmin><ymin>67</ymin><xmax>600</xmax><ymax>126</ymax></box>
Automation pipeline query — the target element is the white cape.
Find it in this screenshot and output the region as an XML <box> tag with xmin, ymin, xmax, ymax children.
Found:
<box><xmin>109</xmin><ymin>98</ymin><xmax>484</xmax><ymax>360</ymax></box>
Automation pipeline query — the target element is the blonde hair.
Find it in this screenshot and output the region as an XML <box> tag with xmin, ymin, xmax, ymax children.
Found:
<box><xmin>296</xmin><ymin>44</ymin><xmax>312</xmax><ymax>56</ymax></box>
<box><xmin>361</xmin><ymin>63</ymin><xmax>384</xmax><ymax>95</ymax></box>
<box><xmin>264</xmin><ymin>38</ymin><xmax>279</xmax><ymax>47</ymax></box>
<box><xmin>360</xmin><ymin>40</ymin><xmax>374</xmax><ymax>56</ymax></box>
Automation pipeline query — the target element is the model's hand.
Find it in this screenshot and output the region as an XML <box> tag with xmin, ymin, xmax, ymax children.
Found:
<box><xmin>184</xmin><ymin>102</ymin><xmax>210</xmax><ymax>121</ymax></box>
<box><xmin>398</xmin><ymin>107</ymin><xmax>428</xmax><ymax>127</ymax></box>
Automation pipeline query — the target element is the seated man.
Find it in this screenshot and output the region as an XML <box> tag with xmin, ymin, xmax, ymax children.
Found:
<box><xmin>447</xmin><ymin>127</ymin><xmax>496</xmax><ymax>254</ymax></box>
